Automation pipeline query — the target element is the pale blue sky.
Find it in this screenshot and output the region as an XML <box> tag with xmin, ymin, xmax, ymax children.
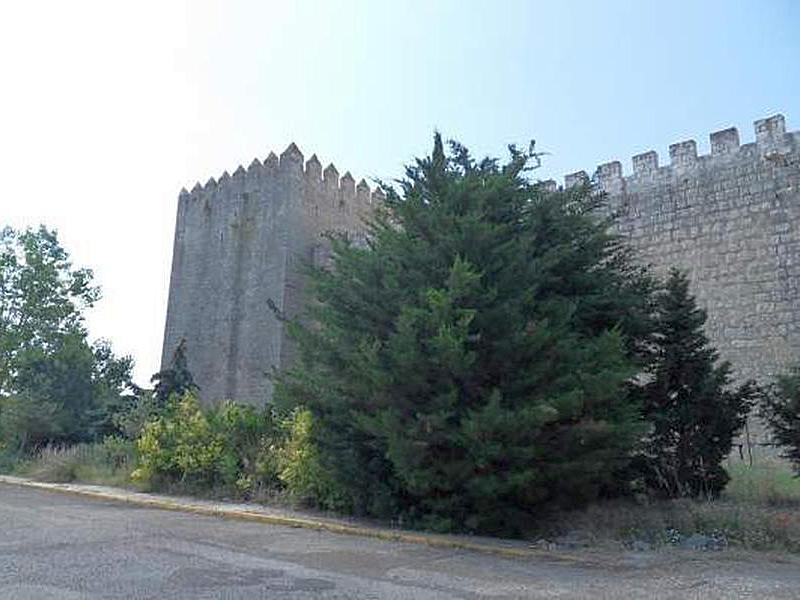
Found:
<box><xmin>1</xmin><ymin>1</ymin><xmax>797</xmax><ymax>383</ymax></box>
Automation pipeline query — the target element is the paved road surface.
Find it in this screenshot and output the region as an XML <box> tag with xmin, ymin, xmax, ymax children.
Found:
<box><xmin>1</xmin><ymin>483</ymin><xmax>799</xmax><ymax>599</ymax></box>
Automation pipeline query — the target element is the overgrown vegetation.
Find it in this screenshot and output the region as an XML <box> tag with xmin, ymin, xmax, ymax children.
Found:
<box><xmin>13</xmin><ymin>438</ymin><xmax>136</xmax><ymax>486</ymax></box>
<box><xmin>761</xmin><ymin>368</ymin><xmax>800</xmax><ymax>475</ymax></box>
<box><xmin>724</xmin><ymin>456</ymin><xmax>800</xmax><ymax>508</ymax></box>
<box><xmin>539</xmin><ymin>492</ymin><xmax>800</xmax><ymax>553</ymax></box>
<box><xmin>2</xmin><ymin>137</ymin><xmax>799</xmax><ymax>551</ymax></box>
<box><xmin>636</xmin><ymin>269</ymin><xmax>758</xmax><ymax>498</ymax></box>
<box><xmin>0</xmin><ymin>226</ymin><xmax>133</xmax><ymax>456</ymax></box>
<box><xmin>108</xmin><ymin>389</ymin><xmax>341</xmax><ymax>506</ymax></box>
<box><xmin>529</xmin><ymin>454</ymin><xmax>800</xmax><ymax>553</ymax></box>
<box><xmin>132</xmin><ymin>392</ymin><xmax>280</xmax><ymax>495</ymax></box>
<box><xmin>272</xmin><ymin>136</ymin><xmax>762</xmax><ymax>535</ymax></box>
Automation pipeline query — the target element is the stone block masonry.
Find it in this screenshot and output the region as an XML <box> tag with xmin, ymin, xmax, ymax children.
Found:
<box><xmin>162</xmin><ymin>143</ymin><xmax>383</xmax><ymax>405</ymax></box>
<box><xmin>563</xmin><ymin>114</ymin><xmax>800</xmax><ymax>386</ymax></box>
<box><xmin>164</xmin><ymin>114</ymin><xmax>799</xmax><ymax>407</ymax></box>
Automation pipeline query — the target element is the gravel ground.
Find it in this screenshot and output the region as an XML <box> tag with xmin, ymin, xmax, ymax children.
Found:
<box><xmin>1</xmin><ymin>483</ymin><xmax>799</xmax><ymax>599</ymax></box>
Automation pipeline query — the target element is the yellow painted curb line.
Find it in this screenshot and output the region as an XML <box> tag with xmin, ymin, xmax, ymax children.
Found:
<box><xmin>0</xmin><ymin>474</ymin><xmax>589</xmax><ymax>563</ymax></box>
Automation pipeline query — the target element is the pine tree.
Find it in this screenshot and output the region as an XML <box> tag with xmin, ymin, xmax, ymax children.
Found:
<box><xmin>275</xmin><ymin>135</ymin><xmax>655</xmax><ymax>534</ymax></box>
<box><xmin>761</xmin><ymin>369</ymin><xmax>800</xmax><ymax>475</ymax></box>
<box><xmin>640</xmin><ymin>269</ymin><xmax>757</xmax><ymax>497</ymax></box>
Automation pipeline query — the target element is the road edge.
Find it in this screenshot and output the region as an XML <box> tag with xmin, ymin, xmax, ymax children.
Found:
<box><xmin>0</xmin><ymin>474</ymin><xmax>586</xmax><ymax>563</ymax></box>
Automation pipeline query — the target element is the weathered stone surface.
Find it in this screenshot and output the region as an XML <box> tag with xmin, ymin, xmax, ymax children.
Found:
<box><xmin>161</xmin><ymin>146</ymin><xmax>370</xmax><ymax>406</ymax></box>
<box><xmin>164</xmin><ymin>115</ymin><xmax>799</xmax><ymax>410</ymax></box>
<box><xmin>582</xmin><ymin>115</ymin><xmax>800</xmax><ymax>399</ymax></box>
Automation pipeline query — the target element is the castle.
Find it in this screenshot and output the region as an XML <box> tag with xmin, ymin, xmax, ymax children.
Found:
<box><xmin>162</xmin><ymin>144</ymin><xmax>381</xmax><ymax>404</ymax></box>
<box><xmin>163</xmin><ymin>114</ymin><xmax>800</xmax><ymax>406</ymax></box>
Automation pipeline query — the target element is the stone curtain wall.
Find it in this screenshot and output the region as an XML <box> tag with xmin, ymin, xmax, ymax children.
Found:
<box><xmin>164</xmin><ymin>114</ymin><xmax>798</xmax><ymax>407</ymax></box>
<box><xmin>162</xmin><ymin>144</ymin><xmax>382</xmax><ymax>406</ymax></box>
<box><xmin>562</xmin><ymin>115</ymin><xmax>800</xmax><ymax>385</ymax></box>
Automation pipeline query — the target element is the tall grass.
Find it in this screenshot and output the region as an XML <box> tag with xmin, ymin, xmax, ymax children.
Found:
<box><xmin>15</xmin><ymin>439</ymin><xmax>136</xmax><ymax>487</ymax></box>
<box><xmin>723</xmin><ymin>455</ymin><xmax>800</xmax><ymax>508</ymax></box>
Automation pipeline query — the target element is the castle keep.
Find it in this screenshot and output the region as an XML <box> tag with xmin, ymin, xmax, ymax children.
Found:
<box><xmin>162</xmin><ymin>144</ymin><xmax>381</xmax><ymax>404</ymax></box>
<box><xmin>163</xmin><ymin>114</ymin><xmax>800</xmax><ymax>405</ymax></box>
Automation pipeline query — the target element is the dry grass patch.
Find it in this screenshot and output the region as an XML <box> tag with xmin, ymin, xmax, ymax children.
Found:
<box><xmin>536</xmin><ymin>457</ymin><xmax>800</xmax><ymax>553</ymax></box>
<box><xmin>15</xmin><ymin>440</ymin><xmax>136</xmax><ymax>488</ymax></box>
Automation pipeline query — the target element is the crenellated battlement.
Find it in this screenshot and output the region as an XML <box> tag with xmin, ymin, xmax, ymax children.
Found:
<box><xmin>167</xmin><ymin>114</ymin><xmax>800</xmax><ymax>408</ymax></box>
<box><xmin>181</xmin><ymin>143</ymin><xmax>384</xmax><ymax>210</ymax></box>
<box><xmin>166</xmin><ymin>144</ymin><xmax>383</xmax><ymax>405</ymax></box>
<box><xmin>564</xmin><ymin>114</ymin><xmax>799</xmax><ymax>193</ymax></box>
<box><xmin>554</xmin><ymin>113</ymin><xmax>800</xmax><ymax>398</ymax></box>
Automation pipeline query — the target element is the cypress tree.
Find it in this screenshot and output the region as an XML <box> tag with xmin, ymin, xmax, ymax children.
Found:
<box><xmin>275</xmin><ymin>135</ymin><xmax>654</xmax><ymax>534</ymax></box>
<box><xmin>640</xmin><ymin>269</ymin><xmax>757</xmax><ymax>497</ymax></box>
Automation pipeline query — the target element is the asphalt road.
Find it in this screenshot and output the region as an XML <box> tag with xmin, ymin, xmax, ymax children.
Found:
<box><xmin>1</xmin><ymin>483</ymin><xmax>799</xmax><ymax>599</ymax></box>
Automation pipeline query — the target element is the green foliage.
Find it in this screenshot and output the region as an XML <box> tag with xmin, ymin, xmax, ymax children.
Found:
<box><xmin>150</xmin><ymin>339</ymin><xmax>198</xmax><ymax>407</ymax></box>
<box><xmin>209</xmin><ymin>400</ymin><xmax>282</xmax><ymax>495</ymax></box>
<box><xmin>133</xmin><ymin>392</ymin><xmax>280</xmax><ymax>495</ymax></box>
<box><xmin>275</xmin><ymin>135</ymin><xmax>655</xmax><ymax>534</ymax></box>
<box><xmin>0</xmin><ymin>226</ymin><xmax>133</xmax><ymax>453</ymax></box>
<box><xmin>114</xmin><ymin>341</ymin><xmax>200</xmax><ymax>442</ymax></box>
<box><xmin>639</xmin><ymin>269</ymin><xmax>757</xmax><ymax>498</ymax></box>
<box><xmin>112</xmin><ymin>389</ymin><xmax>163</xmax><ymax>440</ymax></box>
<box><xmin>133</xmin><ymin>392</ymin><xmax>222</xmax><ymax>487</ymax></box>
<box><xmin>724</xmin><ymin>457</ymin><xmax>800</xmax><ymax>506</ymax></box>
<box><xmin>131</xmin><ymin>394</ymin><xmax>349</xmax><ymax>504</ymax></box>
<box><xmin>761</xmin><ymin>368</ymin><xmax>800</xmax><ymax>475</ymax></box>
<box><xmin>0</xmin><ymin>225</ymin><xmax>99</xmax><ymax>393</ymax></box>
<box><xmin>276</xmin><ymin>408</ymin><xmax>349</xmax><ymax>510</ymax></box>
<box><xmin>0</xmin><ymin>393</ymin><xmax>62</xmax><ymax>454</ymax></box>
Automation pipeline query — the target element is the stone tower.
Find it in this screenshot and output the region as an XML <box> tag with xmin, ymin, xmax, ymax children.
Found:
<box><xmin>161</xmin><ymin>144</ymin><xmax>381</xmax><ymax>405</ymax></box>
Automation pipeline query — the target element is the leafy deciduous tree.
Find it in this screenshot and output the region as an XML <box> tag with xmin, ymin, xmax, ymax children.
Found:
<box><xmin>0</xmin><ymin>226</ymin><xmax>132</xmax><ymax>452</ymax></box>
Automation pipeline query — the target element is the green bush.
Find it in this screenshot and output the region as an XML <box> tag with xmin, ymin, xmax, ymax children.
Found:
<box><xmin>277</xmin><ymin>408</ymin><xmax>349</xmax><ymax>511</ymax></box>
<box><xmin>209</xmin><ymin>400</ymin><xmax>282</xmax><ymax>496</ymax></box>
<box><xmin>132</xmin><ymin>392</ymin><xmax>281</xmax><ymax>496</ymax></box>
<box><xmin>112</xmin><ymin>390</ymin><xmax>163</xmax><ymax>440</ymax></box>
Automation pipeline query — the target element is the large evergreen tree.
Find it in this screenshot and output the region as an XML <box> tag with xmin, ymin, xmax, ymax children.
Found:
<box><xmin>640</xmin><ymin>269</ymin><xmax>756</xmax><ymax>497</ymax></box>
<box><xmin>275</xmin><ymin>136</ymin><xmax>655</xmax><ymax>534</ymax></box>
